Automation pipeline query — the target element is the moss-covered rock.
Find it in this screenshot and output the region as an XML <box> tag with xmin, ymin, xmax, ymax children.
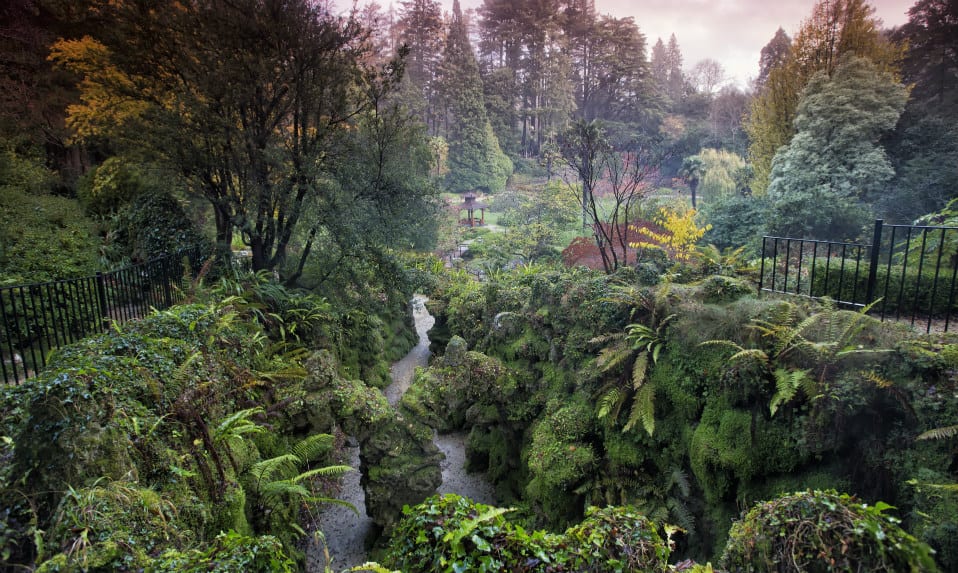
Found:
<box><xmin>722</xmin><ymin>490</ymin><xmax>938</xmax><ymax>572</ymax></box>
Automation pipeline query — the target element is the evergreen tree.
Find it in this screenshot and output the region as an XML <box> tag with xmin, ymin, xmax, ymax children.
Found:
<box><xmin>744</xmin><ymin>0</ymin><xmax>904</xmax><ymax>195</ymax></box>
<box><xmin>397</xmin><ymin>0</ymin><xmax>445</xmax><ymax>133</ymax></box>
<box><xmin>439</xmin><ymin>0</ymin><xmax>512</xmax><ymax>192</ymax></box>
<box><xmin>766</xmin><ymin>56</ymin><xmax>908</xmax><ymax>240</ymax></box>
<box><xmin>756</xmin><ymin>27</ymin><xmax>791</xmax><ymax>88</ymax></box>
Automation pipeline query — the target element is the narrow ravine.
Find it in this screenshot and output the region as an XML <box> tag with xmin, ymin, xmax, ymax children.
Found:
<box><xmin>309</xmin><ymin>295</ymin><xmax>496</xmax><ymax>571</ymax></box>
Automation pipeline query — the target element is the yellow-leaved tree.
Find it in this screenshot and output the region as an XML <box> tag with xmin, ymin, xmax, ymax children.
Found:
<box><xmin>630</xmin><ymin>207</ymin><xmax>711</xmax><ymax>262</ymax></box>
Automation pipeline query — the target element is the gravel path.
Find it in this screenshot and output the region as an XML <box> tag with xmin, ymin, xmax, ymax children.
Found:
<box><xmin>309</xmin><ymin>295</ymin><xmax>496</xmax><ymax>572</ymax></box>
<box><xmin>435</xmin><ymin>431</ymin><xmax>498</xmax><ymax>505</ymax></box>
<box><xmin>384</xmin><ymin>295</ymin><xmax>434</xmax><ymax>406</ymax></box>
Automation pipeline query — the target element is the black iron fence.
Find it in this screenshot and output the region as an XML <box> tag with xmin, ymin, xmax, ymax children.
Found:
<box><xmin>1</xmin><ymin>248</ymin><xmax>207</xmax><ymax>385</ymax></box>
<box><xmin>759</xmin><ymin>219</ymin><xmax>958</xmax><ymax>333</ymax></box>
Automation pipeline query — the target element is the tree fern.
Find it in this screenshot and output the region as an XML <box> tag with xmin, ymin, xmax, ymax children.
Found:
<box><xmin>596</xmin><ymin>340</ymin><xmax>631</xmax><ymax>373</ymax></box>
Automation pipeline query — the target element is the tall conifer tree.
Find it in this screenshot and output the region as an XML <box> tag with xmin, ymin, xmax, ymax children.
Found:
<box><xmin>439</xmin><ymin>0</ymin><xmax>511</xmax><ymax>192</ymax></box>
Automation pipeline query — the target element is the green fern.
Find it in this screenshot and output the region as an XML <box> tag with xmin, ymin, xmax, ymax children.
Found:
<box><xmin>291</xmin><ymin>434</ymin><xmax>335</xmax><ymax>463</ymax></box>
<box><xmin>596</xmin><ymin>388</ymin><xmax>624</xmax><ymax>421</ymax></box>
<box><xmin>623</xmin><ymin>383</ymin><xmax>655</xmax><ymax>436</ymax></box>
<box><xmin>770</xmin><ymin>368</ymin><xmax>811</xmax><ymax>416</ymax></box>
<box><xmin>917</xmin><ymin>425</ymin><xmax>958</xmax><ymax>441</ymax></box>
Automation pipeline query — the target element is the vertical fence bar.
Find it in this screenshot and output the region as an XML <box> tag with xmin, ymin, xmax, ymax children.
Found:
<box><xmin>945</xmin><ymin>237</ymin><xmax>958</xmax><ymax>333</ymax></box>
<box><xmin>881</xmin><ymin>226</ymin><xmax>897</xmax><ymax>321</ymax></box>
<box><xmin>912</xmin><ymin>229</ymin><xmax>930</xmax><ymax>326</ymax></box>
<box><xmin>809</xmin><ymin>242</ymin><xmax>819</xmax><ymax>298</ymax></box>
<box><xmin>759</xmin><ymin>237</ymin><xmax>768</xmax><ymax>292</ymax></box>
<box><xmin>927</xmin><ymin>228</ymin><xmax>948</xmax><ymax>333</ymax></box>
<box><xmin>16</xmin><ymin>287</ymin><xmax>39</xmax><ymax>379</ymax></box>
<box><xmin>865</xmin><ymin>219</ymin><xmax>883</xmax><ymax>305</ymax></box>
<box><xmin>783</xmin><ymin>240</ymin><xmax>792</xmax><ymax>293</ymax></box>
<box><xmin>796</xmin><ymin>240</ymin><xmax>805</xmax><ymax>296</ymax></box>
<box><xmin>95</xmin><ymin>272</ymin><xmax>109</xmax><ymax>331</ymax></box>
<box><xmin>0</xmin><ymin>288</ymin><xmax>17</xmax><ymax>384</ymax></box>
<box><xmin>47</xmin><ymin>283</ymin><xmax>66</xmax><ymax>349</ymax></box>
<box><xmin>770</xmin><ymin>239</ymin><xmax>779</xmax><ymax>293</ymax></box>
<box><xmin>897</xmin><ymin>229</ymin><xmax>913</xmax><ymax>321</ymax></box>
<box><xmin>837</xmin><ymin>245</ymin><xmax>848</xmax><ymax>304</ymax></box>
<box><xmin>851</xmin><ymin>246</ymin><xmax>864</xmax><ymax>306</ymax></box>
<box><xmin>28</xmin><ymin>286</ymin><xmax>48</xmax><ymax>373</ymax></box>
<box><xmin>823</xmin><ymin>243</ymin><xmax>833</xmax><ymax>297</ymax></box>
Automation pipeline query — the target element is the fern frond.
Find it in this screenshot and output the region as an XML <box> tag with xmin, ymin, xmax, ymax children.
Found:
<box><xmin>173</xmin><ymin>352</ymin><xmax>203</xmax><ymax>389</ymax></box>
<box><xmin>774</xmin><ymin>313</ymin><xmax>816</xmax><ymax>359</ymax></box>
<box><xmin>251</xmin><ymin>454</ymin><xmax>299</xmax><ymax>484</ymax></box>
<box><xmin>917</xmin><ymin>425</ymin><xmax>958</xmax><ymax>441</ymax></box>
<box><xmin>292</xmin><ymin>434</ymin><xmax>335</xmax><ymax>463</ymax></box>
<box><xmin>699</xmin><ymin>340</ymin><xmax>745</xmax><ymax>353</ymax></box>
<box><xmin>259</xmin><ymin>480</ymin><xmax>311</xmax><ymax>503</ymax></box>
<box><xmin>444</xmin><ymin>506</ymin><xmax>514</xmax><ymax>547</ymax></box>
<box><xmin>213</xmin><ymin>407</ymin><xmax>265</xmax><ymax>444</ymax></box>
<box><xmin>923</xmin><ymin>483</ymin><xmax>958</xmax><ymax>492</ymax></box>
<box><xmin>596</xmin><ymin>342</ymin><xmax>631</xmax><ymax>373</ymax></box>
<box><xmin>729</xmin><ymin>348</ymin><xmax>769</xmax><ymax>365</ymax></box>
<box><xmin>861</xmin><ymin>370</ymin><xmax>893</xmax><ymax>388</ymax></box>
<box><xmin>292</xmin><ymin>465</ymin><xmax>353</xmax><ymax>483</ymax></box>
<box><xmin>770</xmin><ymin>368</ymin><xmax>809</xmax><ymax>416</ymax></box>
<box><xmin>596</xmin><ymin>388</ymin><xmax>623</xmax><ymax>421</ymax></box>
<box><xmin>667</xmin><ymin>497</ymin><xmax>696</xmax><ymax>537</ymax></box>
<box><xmin>589</xmin><ymin>332</ymin><xmax>624</xmax><ymax>346</ymax></box>
<box><xmin>632</xmin><ymin>352</ymin><xmax>649</xmax><ymax>390</ymax></box>
<box><xmin>313</xmin><ymin>497</ymin><xmax>359</xmax><ymax>514</ymax></box>
<box><xmin>255</xmin><ymin>366</ymin><xmax>308</xmax><ymax>383</ymax></box>
<box><xmin>624</xmin><ymin>383</ymin><xmax>655</xmax><ymax>436</ymax></box>
<box><xmin>670</xmin><ymin>467</ymin><xmax>691</xmax><ymax>499</ymax></box>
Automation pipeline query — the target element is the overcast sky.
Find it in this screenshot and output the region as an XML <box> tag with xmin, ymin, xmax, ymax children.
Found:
<box><xmin>336</xmin><ymin>0</ymin><xmax>915</xmax><ymax>88</ymax></box>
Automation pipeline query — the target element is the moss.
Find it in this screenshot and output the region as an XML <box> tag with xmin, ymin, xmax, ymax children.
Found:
<box><xmin>697</xmin><ymin>275</ymin><xmax>754</xmax><ymax>304</ymax></box>
<box><xmin>722</xmin><ymin>490</ymin><xmax>939</xmax><ymax>572</ymax></box>
<box><xmin>690</xmin><ymin>402</ymin><xmax>749</xmax><ymax>504</ymax></box>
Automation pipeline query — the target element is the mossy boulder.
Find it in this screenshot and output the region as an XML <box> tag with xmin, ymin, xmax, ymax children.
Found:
<box><xmin>326</xmin><ymin>375</ymin><xmax>441</xmax><ymax>533</ymax></box>
<box><xmin>722</xmin><ymin>490</ymin><xmax>939</xmax><ymax>572</ymax></box>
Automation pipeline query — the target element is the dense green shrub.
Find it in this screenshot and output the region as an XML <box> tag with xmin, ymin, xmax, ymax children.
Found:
<box><xmin>76</xmin><ymin>157</ymin><xmax>147</xmax><ymax>217</ymax></box>
<box><xmin>109</xmin><ymin>191</ymin><xmax>213</xmax><ymax>264</ymax></box>
<box><xmin>385</xmin><ymin>494</ymin><xmax>671</xmax><ymax>573</ymax></box>
<box><xmin>722</xmin><ymin>490</ymin><xmax>938</xmax><ymax>572</ymax></box>
<box><xmin>0</xmin><ymin>186</ymin><xmax>98</xmax><ymax>284</ymax></box>
<box><xmin>150</xmin><ymin>531</ymin><xmax>296</xmax><ymax>573</ymax></box>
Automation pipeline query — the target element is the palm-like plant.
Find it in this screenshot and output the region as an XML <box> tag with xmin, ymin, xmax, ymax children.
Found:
<box><xmin>249</xmin><ymin>434</ymin><xmax>355</xmax><ymax>535</ymax></box>
<box><xmin>592</xmin><ymin>316</ymin><xmax>674</xmax><ymax>436</ymax></box>
<box><xmin>702</xmin><ymin>300</ymin><xmax>893</xmax><ymax>416</ymax></box>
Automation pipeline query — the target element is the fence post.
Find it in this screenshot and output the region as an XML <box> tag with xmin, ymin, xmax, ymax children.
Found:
<box><xmin>759</xmin><ymin>236</ymin><xmax>767</xmax><ymax>293</ymax></box>
<box><xmin>162</xmin><ymin>257</ymin><xmax>174</xmax><ymax>309</ymax></box>
<box><xmin>95</xmin><ymin>271</ymin><xmax>110</xmax><ymax>331</ymax></box>
<box><xmin>865</xmin><ymin>219</ymin><xmax>883</xmax><ymax>305</ymax></box>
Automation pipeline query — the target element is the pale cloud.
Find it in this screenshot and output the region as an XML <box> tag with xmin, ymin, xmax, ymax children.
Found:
<box><xmin>597</xmin><ymin>0</ymin><xmax>913</xmax><ymax>88</ymax></box>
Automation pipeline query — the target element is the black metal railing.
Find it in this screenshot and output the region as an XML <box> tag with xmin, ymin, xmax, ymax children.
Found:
<box><xmin>1</xmin><ymin>248</ymin><xmax>206</xmax><ymax>385</ymax></box>
<box><xmin>759</xmin><ymin>220</ymin><xmax>958</xmax><ymax>332</ymax></box>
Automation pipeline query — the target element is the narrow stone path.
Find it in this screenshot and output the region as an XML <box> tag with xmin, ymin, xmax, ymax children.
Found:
<box><xmin>309</xmin><ymin>295</ymin><xmax>496</xmax><ymax>571</ymax></box>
